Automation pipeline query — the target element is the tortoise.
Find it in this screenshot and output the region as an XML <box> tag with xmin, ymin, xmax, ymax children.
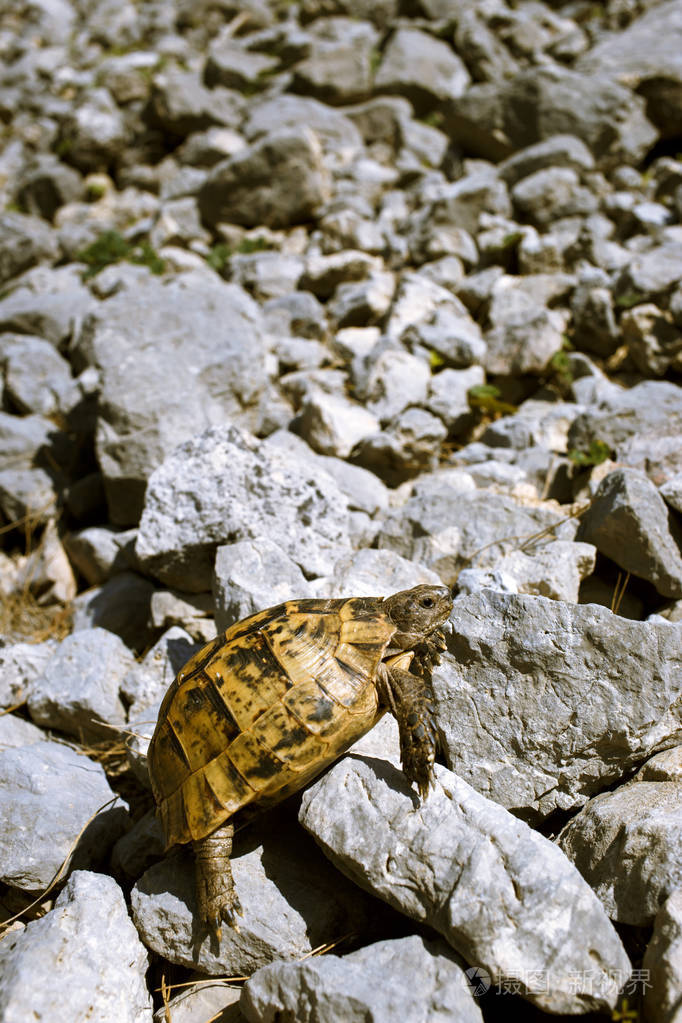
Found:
<box><xmin>147</xmin><ymin>583</ymin><xmax>453</xmax><ymax>936</ymax></box>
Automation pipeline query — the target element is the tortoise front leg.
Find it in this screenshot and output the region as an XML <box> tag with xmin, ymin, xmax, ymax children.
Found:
<box><xmin>193</xmin><ymin>820</ymin><xmax>242</xmax><ymax>939</ymax></box>
<box><xmin>377</xmin><ymin>661</ymin><xmax>439</xmax><ymax>800</ymax></box>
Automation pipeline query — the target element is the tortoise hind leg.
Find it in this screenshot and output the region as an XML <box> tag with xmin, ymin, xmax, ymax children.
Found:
<box><xmin>378</xmin><ymin>662</ymin><xmax>439</xmax><ymax>800</ymax></box>
<box><xmin>193</xmin><ymin>821</ymin><xmax>242</xmax><ymax>939</ymax></box>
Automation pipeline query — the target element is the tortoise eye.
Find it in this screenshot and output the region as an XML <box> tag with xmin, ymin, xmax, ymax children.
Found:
<box><xmin>421</xmin><ymin>596</ymin><xmax>435</xmax><ymax>608</ymax></box>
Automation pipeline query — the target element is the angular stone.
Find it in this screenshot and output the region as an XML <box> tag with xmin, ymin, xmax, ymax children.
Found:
<box><xmin>643</xmin><ymin>888</ymin><xmax>682</xmax><ymax>1023</ymax></box>
<box><xmin>426</xmin><ymin>366</ymin><xmax>484</xmax><ymax>436</ymax></box>
<box><xmin>241</xmin><ymin>935</ymin><xmax>481</xmax><ymax>1023</ymax></box>
<box><xmin>0</xmin><ymin>265</ymin><xmax>95</xmax><ymax>346</ymax></box>
<box><xmin>136</xmin><ymin>426</ymin><xmax>351</xmax><ymax>591</ymax></box>
<box><xmin>511</xmin><ymin>166</ymin><xmax>596</xmax><ymax>228</ymax></box>
<box><xmin>146</xmin><ymin>68</ymin><xmax>245</xmax><ymax>136</ymax></box>
<box><xmin>433</xmin><ymin>590</ymin><xmax>682</xmax><ymax>819</ymax></box>
<box><xmin>622</xmin><ymin>303</ymin><xmax>682</xmax><ymax>377</ymax></box>
<box><xmin>499</xmin><ymin>134</ymin><xmax>595</xmax><ymax>187</ymax></box>
<box><xmin>484</xmin><ymin>283</ymin><xmax>568</xmax><ymax>375</ymax></box>
<box><xmin>377</xmin><ymin>483</ymin><xmax>573</xmax><ymax>585</ymax></box>
<box><xmin>0</xmin><ymin>871</ymin><xmax>152</xmax><ymax>1023</ymax></box>
<box><xmin>204</xmin><ymin>35</ymin><xmax>279</xmax><ymax>90</ymax></box>
<box><xmin>375</xmin><ymin>28</ymin><xmax>470</xmax><ymax>114</ymax></box>
<box><xmin>70</xmin><ymin>571</ymin><xmax>157</xmax><ymax>652</ymax></box>
<box><xmin>351</xmin><ymin>408</ymin><xmax>447</xmax><ymax>487</ymax></box>
<box><xmin>73</xmin><ymin>274</ymin><xmax>267</xmax><ymax>524</ymax></box>
<box><xmin>442</xmin><ymin>67</ymin><xmax>657</xmax><ymax>168</ymax></box>
<box><xmin>244</xmin><ymin>95</ymin><xmax>362</xmax><ymax>156</ymax></box>
<box><xmin>300</xmin><ymin>758</ymin><xmax>629</xmax><ymax>1015</ymax></box>
<box><xmin>577</xmin><ymin>0</ymin><xmax>682</xmax><ymax>138</ymax></box>
<box><xmin>0</xmin><ymin>637</ymin><xmax>57</xmax><ymax>710</ymax></box>
<box><xmin>130</xmin><ymin>814</ymin><xmax>373</xmax><ymax>976</ymax></box>
<box><xmin>122</xmin><ymin>626</ymin><xmax>199</xmax><ymax>720</ymax></box>
<box><xmin>578</xmin><ymin>468</ymin><xmax>682</xmax><ymax>599</ymax></box>
<box><xmin>27</xmin><ymin>627</ymin><xmax>133</xmax><ymax>741</ymax></box>
<box><xmin>199</xmin><ymin>128</ymin><xmax>331</xmax><ymax>229</ymax></box>
<box><xmin>558</xmin><ymin>779</ymin><xmax>682</xmax><ymax>926</ymax></box>
<box><xmin>63</xmin><ymin>526</ymin><xmax>136</xmax><ymax>587</ymax></box>
<box><xmin>0</xmin><ymin>714</ymin><xmax>45</xmax><ymax>748</ymax></box>
<box><xmin>291</xmin><ymin>17</ymin><xmax>378</xmax><ymax>106</ymax></box>
<box><xmin>0</xmin><ymin>740</ymin><xmax>127</xmax><ymax>891</ymax></box>
<box><xmin>296</xmin><ymin>388</ymin><xmax>379</xmax><ymax>458</ymax></box>
<box><xmin>213</xmin><ymin>539</ymin><xmax>312</xmax><ymax>633</ymax></box>
<box><xmin>568</xmin><ymin>380</ymin><xmax>682</xmax><ymax>459</ymax></box>
<box><xmin>316</xmin><ymin>548</ymin><xmax>442</xmax><ymax>599</ymax></box>
<box><xmin>0</xmin><ymin>333</ymin><xmax>78</xmax><ymax>417</ymax></box>
<box><xmin>0</xmin><ymin>211</ymin><xmax>59</xmax><ymax>286</ymax></box>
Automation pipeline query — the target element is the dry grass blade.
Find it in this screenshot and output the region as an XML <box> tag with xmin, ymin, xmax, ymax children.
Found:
<box><xmin>154</xmin><ymin>977</ymin><xmax>249</xmax><ymax>993</ymax></box>
<box><xmin>161</xmin><ymin>973</ymin><xmax>172</xmax><ymax>1023</ymax></box>
<box><xmin>0</xmin><ymin>795</ymin><xmax>120</xmax><ymax>938</ymax></box>
<box><xmin>0</xmin><ymin>701</ymin><xmax>27</xmax><ymax>717</ymax></box>
<box><xmin>611</xmin><ymin>571</ymin><xmax>631</xmax><ymax>616</ymax></box>
<box><xmin>299</xmin><ymin>932</ymin><xmax>356</xmax><ymax>960</ymax></box>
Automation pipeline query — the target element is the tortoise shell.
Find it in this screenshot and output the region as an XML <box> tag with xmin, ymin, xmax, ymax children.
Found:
<box><xmin>148</xmin><ymin>595</ymin><xmax>409</xmax><ymax>848</ymax></box>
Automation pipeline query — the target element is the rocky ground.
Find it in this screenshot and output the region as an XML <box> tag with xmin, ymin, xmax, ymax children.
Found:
<box><xmin>1</xmin><ymin>0</ymin><xmax>682</xmax><ymax>1019</ymax></box>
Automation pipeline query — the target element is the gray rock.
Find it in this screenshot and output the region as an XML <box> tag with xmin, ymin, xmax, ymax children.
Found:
<box><xmin>27</xmin><ymin>627</ymin><xmax>133</xmax><ymax>742</ymax></box>
<box><xmin>571</xmin><ymin>268</ymin><xmax>619</xmax><ymax>357</ymax></box>
<box><xmin>244</xmin><ymin>95</ymin><xmax>362</xmax><ymax>157</ymax></box>
<box><xmin>15</xmin><ymin>153</ymin><xmax>83</xmax><ymax>221</ymax></box>
<box><xmin>480</xmin><ymin>398</ymin><xmax>580</xmax><ymax>453</ymax></box>
<box><xmin>511</xmin><ymin>166</ymin><xmax>596</xmax><ymax>228</ymax></box>
<box><xmin>72</xmin><ymin>274</ymin><xmax>267</xmax><ymax>524</ymax></box>
<box><xmin>484</xmin><ymin>282</ymin><xmax>568</xmax><ymax>375</ymax></box>
<box><xmin>130</xmin><ymin>814</ymin><xmax>373</xmax><ymax>976</ymax></box>
<box><xmin>0</xmin><ymin>740</ymin><xmax>127</xmax><ymax>891</ymax></box>
<box><xmin>241</xmin><ymin>934</ymin><xmax>482</xmax><ymax>1023</ymax></box>
<box><xmin>635</xmin><ymin>746</ymin><xmax>682</xmax><ymax>783</ymax></box>
<box><xmin>0</xmin><ymin>871</ymin><xmax>152</xmax><ymax>1023</ymax></box>
<box><xmin>58</xmin><ymin>88</ymin><xmax>127</xmax><ymax>172</ymax></box>
<box><xmin>643</xmin><ymin>888</ymin><xmax>682</xmax><ymax>1023</ymax></box>
<box><xmin>484</xmin><ymin>539</ymin><xmax>596</xmax><ymax>602</ymax></box>
<box><xmin>146</xmin><ymin>67</ymin><xmax>245</xmax><ymax>136</ymax></box>
<box><xmin>0</xmin><ymin>333</ymin><xmax>78</xmax><ymax>417</ymax></box>
<box><xmin>433</xmin><ymin>590</ymin><xmax>682</xmax><ymax>819</ymax></box>
<box><xmin>199</xmin><ymin>128</ymin><xmax>331</xmax><ymax>229</ymax></box>
<box><xmin>568</xmin><ymin>380</ymin><xmax>682</xmax><ymax>460</ymax></box>
<box><xmin>155</xmin><ymin>983</ymin><xmax>243</xmax><ymax>1023</ymax></box>
<box><xmin>614</xmin><ymin>241</ymin><xmax>682</xmax><ymax>304</ymax></box>
<box><xmin>213</xmin><ymin>539</ymin><xmax>313</xmax><ymax>633</ymax></box>
<box><xmin>205</xmin><ymin>34</ymin><xmax>279</xmax><ymax>91</ymax></box>
<box><xmin>375</xmin><ymin>28</ymin><xmax>470</xmax><ymax>114</ymax></box>
<box><xmin>0</xmin><ymin>265</ymin><xmax>95</xmax><ymax>347</ymax></box>
<box><xmin>622</xmin><ymin>304</ymin><xmax>682</xmax><ymax>377</ymax></box>
<box><xmin>70</xmin><ymin>571</ymin><xmax>156</xmax><ymax>651</ymax></box>
<box><xmin>0</xmin><ymin>211</ymin><xmax>59</xmax><ymax>285</ymax></box>
<box><xmin>377</xmin><ymin>482</ymin><xmax>574</xmax><ymax>585</ymax></box>
<box><xmin>111</xmin><ymin>809</ymin><xmax>166</xmax><ymax>884</ymax></box>
<box><xmin>135</xmin><ymin>425</ymin><xmax>351</xmax><ymax>591</ymax></box>
<box><xmin>13</xmin><ymin>517</ymin><xmax>76</xmax><ymax>606</ymax></box>
<box><xmin>149</xmin><ymin>590</ymin><xmax>215</xmax><ymax>644</ymax></box>
<box><xmin>578</xmin><ymin>468</ymin><xmax>682</xmax><ymax>599</ymax></box>
<box><xmin>425</xmin><ymin>365</ymin><xmax>484</xmax><ymax>436</ymax></box>
<box><xmin>442</xmin><ymin>67</ymin><xmax>657</xmax><ymax>168</ymax></box>
<box><xmin>291</xmin><ymin>17</ymin><xmax>377</xmax><ymax>106</ymax></box>
<box><xmin>558</xmin><ymin>779</ymin><xmax>682</xmax><ymax>926</ymax></box>
<box><xmin>63</xmin><ymin>526</ymin><xmax>136</xmax><ymax>587</ymax></box>
<box><xmin>577</xmin><ymin>0</ymin><xmax>682</xmax><ymax>139</ymax></box>
<box><xmin>122</xmin><ymin>626</ymin><xmax>199</xmax><ymax>720</ymax></box>
<box><xmin>499</xmin><ymin>134</ymin><xmax>595</xmax><ymax>187</ymax></box>
<box><xmin>0</xmin><ymin>638</ymin><xmax>57</xmax><ymax>710</ymax></box>
<box><xmin>315</xmin><ymin>548</ymin><xmax>442</xmax><ymax>599</ymax></box>
<box><xmin>661</xmin><ymin>474</ymin><xmax>682</xmax><ymax>516</ymax></box>
<box><xmin>230</xmin><ymin>251</ymin><xmax>304</xmax><ymax>302</ymax></box>
<box><xmin>0</xmin><ymin>714</ymin><xmax>46</xmax><ymax>748</ymax></box>
<box><xmin>300</xmin><ymin>757</ymin><xmax>629</xmax><ymax>1015</ymax></box>
<box><xmin>351</xmin><ymin>408</ymin><xmax>448</xmax><ymax>487</ymax></box>
<box><xmin>327</xmin><ymin>270</ymin><xmax>395</xmax><ymax>327</ymax></box>
<box><xmin>297</xmin><ymin>388</ymin><xmax>379</xmax><ymax>458</ymax></box>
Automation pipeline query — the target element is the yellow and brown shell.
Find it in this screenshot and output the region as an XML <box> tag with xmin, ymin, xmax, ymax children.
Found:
<box><xmin>147</xmin><ymin>595</ymin><xmax>403</xmax><ymax>848</ymax></box>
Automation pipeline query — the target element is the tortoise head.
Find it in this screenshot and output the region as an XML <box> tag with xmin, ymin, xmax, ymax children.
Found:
<box><xmin>382</xmin><ymin>584</ymin><xmax>453</xmax><ymax>650</ymax></box>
